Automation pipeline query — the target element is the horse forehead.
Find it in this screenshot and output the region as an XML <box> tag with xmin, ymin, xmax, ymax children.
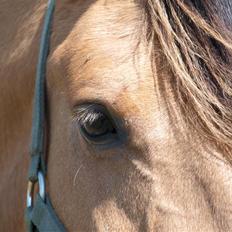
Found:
<box><xmin>65</xmin><ymin>44</ymin><xmax>156</xmax><ymax>115</ymax></box>
<box><xmin>62</xmin><ymin>0</ymin><xmax>142</xmax><ymax>61</ymax></box>
<box><xmin>79</xmin><ymin>3</ymin><xmax>141</xmax><ymax>42</ymax></box>
<box><xmin>65</xmin><ymin>49</ymin><xmax>156</xmax><ymax>121</ymax></box>
<box><xmin>51</xmin><ymin>2</ymin><xmax>157</xmax><ymax>108</ymax></box>
<box><xmin>54</xmin><ymin>0</ymin><xmax>141</xmax><ymax>43</ymax></box>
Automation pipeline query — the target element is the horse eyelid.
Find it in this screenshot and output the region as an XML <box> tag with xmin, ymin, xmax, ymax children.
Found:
<box><xmin>72</xmin><ymin>107</ymin><xmax>91</xmax><ymax>123</ymax></box>
<box><xmin>72</xmin><ymin>105</ymin><xmax>107</xmax><ymax>126</ymax></box>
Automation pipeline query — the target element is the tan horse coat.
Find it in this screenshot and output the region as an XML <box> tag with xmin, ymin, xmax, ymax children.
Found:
<box><xmin>0</xmin><ymin>1</ymin><xmax>232</xmax><ymax>231</ymax></box>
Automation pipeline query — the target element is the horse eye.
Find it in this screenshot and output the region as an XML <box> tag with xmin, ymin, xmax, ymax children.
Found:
<box><xmin>77</xmin><ymin>105</ymin><xmax>118</xmax><ymax>144</ymax></box>
<box><xmin>82</xmin><ymin>114</ymin><xmax>114</xmax><ymax>136</ymax></box>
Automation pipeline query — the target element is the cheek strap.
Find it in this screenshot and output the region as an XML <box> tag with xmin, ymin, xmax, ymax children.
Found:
<box><xmin>26</xmin><ymin>194</ymin><xmax>66</xmax><ymax>232</ymax></box>
<box><xmin>26</xmin><ymin>0</ymin><xmax>66</xmax><ymax>231</ymax></box>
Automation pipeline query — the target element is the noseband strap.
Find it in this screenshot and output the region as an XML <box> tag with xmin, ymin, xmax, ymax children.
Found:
<box><xmin>25</xmin><ymin>0</ymin><xmax>66</xmax><ymax>231</ymax></box>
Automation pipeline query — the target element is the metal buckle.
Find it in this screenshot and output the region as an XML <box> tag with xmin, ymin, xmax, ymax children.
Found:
<box><xmin>27</xmin><ymin>171</ymin><xmax>45</xmax><ymax>208</ymax></box>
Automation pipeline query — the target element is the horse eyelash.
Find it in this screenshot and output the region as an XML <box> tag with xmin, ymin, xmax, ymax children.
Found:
<box><xmin>72</xmin><ymin>105</ymin><xmax>104</xmax><ymax>126</ymax></box>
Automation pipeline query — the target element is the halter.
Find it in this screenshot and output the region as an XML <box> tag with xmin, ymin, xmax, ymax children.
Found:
<box><xmin>25</xmin><ymin>0</ymin><xmax>66</xmax><ymax>231</ymax></box>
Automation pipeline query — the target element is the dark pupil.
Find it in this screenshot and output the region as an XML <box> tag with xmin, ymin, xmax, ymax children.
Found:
<box><xmin>83</xmin><ymin>114</ymin><xmax>113</xmax><ymax>137</ymax></box>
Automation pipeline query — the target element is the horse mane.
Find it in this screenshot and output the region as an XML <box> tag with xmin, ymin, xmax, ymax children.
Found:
<box><xmin>142</xmin><ymin>0</ymin><xmax>232</xmax><ymax>161</ymax></box>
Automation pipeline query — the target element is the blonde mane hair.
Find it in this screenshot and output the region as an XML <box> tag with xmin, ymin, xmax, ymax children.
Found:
<box><xmin>141</xmin><ymin>0</ymin><xmax>232</xmax><ymax>161</ymax></box>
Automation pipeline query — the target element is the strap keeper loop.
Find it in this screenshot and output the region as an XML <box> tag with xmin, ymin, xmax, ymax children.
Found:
<box><xmin>28</xmin><ymin>155</ymin><xmax>40</xmax><ymax>182</ymax></box>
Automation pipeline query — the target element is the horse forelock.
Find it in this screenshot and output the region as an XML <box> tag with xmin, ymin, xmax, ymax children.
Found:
<box><xmin>140</xmin><ymin>0</ymin><xmax>232</xmax><ymax>162</ymax></box>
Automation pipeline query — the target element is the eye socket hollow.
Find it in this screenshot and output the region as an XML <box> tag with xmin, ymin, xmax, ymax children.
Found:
<box><xmin>75</xmin><ymin>104</ymin><xmax>118</xmax><ymax>145</ymax></box>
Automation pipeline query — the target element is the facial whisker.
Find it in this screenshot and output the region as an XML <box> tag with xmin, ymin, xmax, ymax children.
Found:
<box><xmin>73</xmin><ymin>164</ymin><xmax>83</xmax><ymax>187</ymax></box>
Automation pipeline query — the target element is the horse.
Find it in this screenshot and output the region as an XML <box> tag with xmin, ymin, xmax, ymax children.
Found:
<box><xmin>0</xmin><ymin>0</ymin><xmax>232</xmax><ymax>231</ymax></box>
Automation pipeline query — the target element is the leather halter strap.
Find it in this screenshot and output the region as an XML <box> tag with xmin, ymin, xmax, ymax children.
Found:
<box><xmin>26</xmin><ymin>0</ymin><xmax>66</xmax><ymax>231</ymax></box>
